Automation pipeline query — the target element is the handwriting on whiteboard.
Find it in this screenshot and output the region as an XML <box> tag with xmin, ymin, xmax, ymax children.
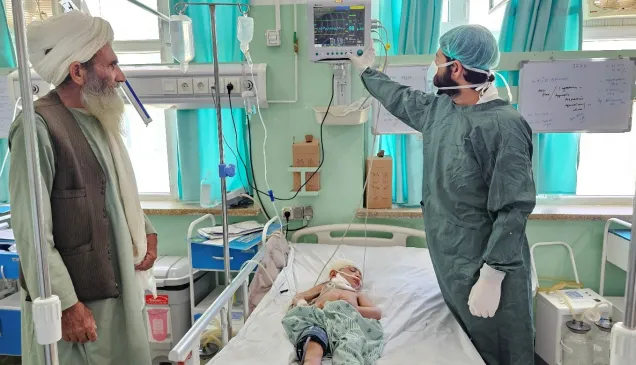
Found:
<box><xmin>519</xmin><ymin>59</ymin><xmax>634</xmax><ymax>132</ymax></box>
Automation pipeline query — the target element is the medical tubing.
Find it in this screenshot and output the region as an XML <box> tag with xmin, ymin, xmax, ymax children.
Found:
<box><xmin>247</xmin><ymin>61</ymin><xmax>283</xmax><ymax>228</ymax></box>
<box><xmin>313</xmin><ymin>45</ymin><xmax>389</xmax><ymax>285</ymax></box>
<box><xmin>554</xmin><ymin>291</ymin><xmax>583</xmax><ymax>321</ymax></box>
<box><xmin>243</xmin><ymin>75</ymin><xmax>333</xmax><ymax>201</ymax></box>
<box><xmin>245</xmin><ymin>116</ymin><xmax>272</xmax><ymax>220</ymax></box>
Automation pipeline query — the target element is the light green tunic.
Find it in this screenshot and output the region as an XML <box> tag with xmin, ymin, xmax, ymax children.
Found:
<box><xmin>9</xmin><ymin>108</ymin><xmax>156</xmax><ymax>365</ymax></box>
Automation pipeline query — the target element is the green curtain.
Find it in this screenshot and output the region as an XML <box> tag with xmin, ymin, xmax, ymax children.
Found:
<box><xmin>168</xmin><ymin>0</ymin><xmax>250</xmax><ymax>202</ymax></box>
<box><xmin>1</xmin><ymin>2</ymin><xmax>16</xmax><ymax>203</ymax></box>
<box><xmin>499</xmin><ymin>0</ymin><xmax>583</xmax><ymax>194</ymax></box>
<box><xmin>375</xmin><ymin>0</ymin><xmax>442</xmax><ymax>205</ymax></box>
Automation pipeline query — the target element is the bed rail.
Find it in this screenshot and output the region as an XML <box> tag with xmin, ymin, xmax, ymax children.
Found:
<box><xmin>290</xmin><ymin>224</ymin><xmax>426</xmax><ymax>247</ymax></box>
<box><xmin>169</xmin><ymin>216</ymin><xmax>281</xmax><ymax>363</ymax></box>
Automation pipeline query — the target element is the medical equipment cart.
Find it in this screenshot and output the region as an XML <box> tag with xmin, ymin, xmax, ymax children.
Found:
<box><xmin>147</xmin><ymin>256</ymin><xmax>213</xmax><ymax>365</ymax></box>
<box><xmin>186</xmin><ymin>215</ymin><xmax>282</xmax><ymax>331</ymax></box>
<box><xmin>0</xmin><ymin>207</ymin><xmax>20</xmax><ymax>356</ymax></box>
<box><xmin>532</xmin><ymin>242</ymin><xmax>612</xmax><ymax>365</ymax></box>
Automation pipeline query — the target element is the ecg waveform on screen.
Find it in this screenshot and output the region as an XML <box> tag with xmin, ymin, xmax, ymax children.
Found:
<box><xmin>313</xmin><ymin>7</ymin><xmax>365</xmax><ymax>48</ymax></box>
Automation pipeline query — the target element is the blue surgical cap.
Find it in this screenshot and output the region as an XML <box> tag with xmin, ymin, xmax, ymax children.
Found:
<box><xmin>439</xmin><ymin>25</ymin><xmax>500</xmax><ymax>71</ymax></box>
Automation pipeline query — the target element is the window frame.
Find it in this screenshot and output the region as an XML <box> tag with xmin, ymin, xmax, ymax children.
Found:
<box><xmin>112</xmin><ymin>0</ymin><xmax>178</xmax><ymax>200</ymax></box>
<box><xmin>488</xmin><ymin>0</ymin><xmax>508</xmax><ymax>13</ymax></box>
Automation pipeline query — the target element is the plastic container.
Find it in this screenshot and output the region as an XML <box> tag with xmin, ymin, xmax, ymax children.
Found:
<box><xmin>562</xmin><ymin>320</ymin><xmax>593</xmax><ymax>365</ymax></box>
<box><xmin>313</xmin><ymin>105</ymin><xmax>370</xmax><ymax>125</ymax></box>
<box><xmin>200</xmin><ymin>171</ymin><xmax>215</xmax><ymax>208</ymax></box>
<box><xmin>170</xmin><ymin>14</ymin><xmax>195</xmax><ymax>72</ymax></box>
<box><xmin>592</xmin><ymin>320</ymin><xmax>612</xmax><ymax>365</ymax></box>
<box><xmin>237</xmin><ymin>16</ymin><xmax>254</xmax><ymax>49</ymax></box>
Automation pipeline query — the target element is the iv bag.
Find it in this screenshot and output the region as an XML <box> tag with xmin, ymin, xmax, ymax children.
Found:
<box><xmin>170</xmin><ymin>15</ymin><xmax>195</xmax><ymax>72</ymax></box>
<box><xmin>237</xmin><ymin>16</ymin><xmax>254</xmax><ymax>54</ymax></box>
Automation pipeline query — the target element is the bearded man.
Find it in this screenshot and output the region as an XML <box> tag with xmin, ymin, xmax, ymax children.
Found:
<box><xmin>9</xmin><ymin>11</ymin><xmax>157</xmax><ymax>365</ymax></box>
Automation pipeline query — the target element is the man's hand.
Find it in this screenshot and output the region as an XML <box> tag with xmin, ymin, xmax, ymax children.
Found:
<box><xmin>62</xmin><ymin>302</ymin><xmax>97</xmax><ymax>343</ymax></box>
<box><xmin>135</xmin><ymin>234</ymin><xmax>158</xmax><ymax>271</ymax></box>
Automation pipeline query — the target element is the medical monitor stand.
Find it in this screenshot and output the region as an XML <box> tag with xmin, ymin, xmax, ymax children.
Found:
<box><xmin>308</xmin><ymin>0</ymin><xmax>372</xmax><ymax>106</ymax></box>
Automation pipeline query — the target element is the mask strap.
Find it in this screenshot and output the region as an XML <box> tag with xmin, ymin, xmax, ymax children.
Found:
<box><xmin>493</xmin><ymin>72</ymin><xmax>513</xmax><ymax>102</ymax></box>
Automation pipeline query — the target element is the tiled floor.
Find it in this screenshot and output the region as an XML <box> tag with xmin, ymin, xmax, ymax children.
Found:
<box><xmin>0</xmin><ymin>357</ymin><xmax>20</xmax><ymax>365</ymax></box>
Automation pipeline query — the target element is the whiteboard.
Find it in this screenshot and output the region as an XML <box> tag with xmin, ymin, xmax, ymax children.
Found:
<box><xmin>372</xmin><ymin>65</ymin><xmax>430</xmax><ymax>135</ymax></box>
<box><xmin>518</xmin><ymin>59</ymin><xmax>635</xmax><ymax>133</ymax></box>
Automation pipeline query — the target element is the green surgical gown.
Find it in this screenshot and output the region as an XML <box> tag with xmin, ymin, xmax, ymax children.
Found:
<box><xmin>361</xmin><ymin>69</ymin><xmax>536</xmax><ymax>365</ymax></box>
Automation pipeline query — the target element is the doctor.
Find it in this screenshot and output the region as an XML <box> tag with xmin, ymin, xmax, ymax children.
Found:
<box><xmin>351</xmin><ymin>25</ymin><xmax>537</xmax><ymax>365</ymax></box>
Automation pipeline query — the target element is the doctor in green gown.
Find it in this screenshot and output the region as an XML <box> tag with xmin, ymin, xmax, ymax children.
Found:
<box><xmin>351</xmin><ymin>25</ymin><xmax>537</xmax><ymax>365</ymax></box>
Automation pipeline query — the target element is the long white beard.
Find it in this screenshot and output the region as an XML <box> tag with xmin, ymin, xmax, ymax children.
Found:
<box><xmin>80</xmin><ymin>72</ymin><xmax>125</xmax><ymax>136</ymax></box>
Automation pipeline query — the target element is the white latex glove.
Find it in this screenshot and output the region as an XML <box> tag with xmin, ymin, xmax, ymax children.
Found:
<box><xmin>349</xmin><ymin>46</ymin><xmax>376</xmax><ymax>75</ymax></box>
<box><xmin>468</xmin><ymin>264</ymin><xmax>506</xmax><ymax>318</ymax></box>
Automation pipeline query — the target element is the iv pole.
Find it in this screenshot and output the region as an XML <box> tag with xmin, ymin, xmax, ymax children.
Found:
<box><xmin>177</xmin><ymin>1</ymin><xmax>248</xmax><ymax>341</ymax></box>
<box><xmin>10</xmin><ymin>0</ymin><xmax>61</xmax><ymax>364</ymax></box>
<box><xmin>127</xmin><ymin>0</ymin><xmax>248</xmax><ymax>344</ymax></box>
<box><xmin>610</xmin><ymin>182</ymin><xmax>636</xmax><ymax>364</ymax></box>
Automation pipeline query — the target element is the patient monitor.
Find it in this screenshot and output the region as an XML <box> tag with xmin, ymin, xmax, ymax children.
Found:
<box><xmin>307</xmin><ymin>0</ymin><xmax>372</xmax><ymax>63</ymax></box>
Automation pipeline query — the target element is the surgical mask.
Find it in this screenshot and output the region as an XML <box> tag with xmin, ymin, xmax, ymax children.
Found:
<box><xmin>427</xmin><ymin>60</ymin><xmax>512</xmax><ymax>102</ymax></box>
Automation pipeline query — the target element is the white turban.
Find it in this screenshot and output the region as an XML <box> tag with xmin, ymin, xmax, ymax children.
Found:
<box><xmin>27</xmin><ymin>10</ymin><xmax>114</xmax><ymax>86</ymax></box>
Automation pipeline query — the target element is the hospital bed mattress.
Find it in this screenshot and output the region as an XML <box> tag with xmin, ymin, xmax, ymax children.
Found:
<box><xmin>207</xmin><ymin>243</ymin><xmax>485</xmax><ymax>365</ymax></box>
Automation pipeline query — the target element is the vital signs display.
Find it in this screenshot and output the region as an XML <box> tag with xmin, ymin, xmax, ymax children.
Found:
<box><xmin>307</xmin><ymin>0</ymin><xmax>372</xmax><ymax>62</ymax></box>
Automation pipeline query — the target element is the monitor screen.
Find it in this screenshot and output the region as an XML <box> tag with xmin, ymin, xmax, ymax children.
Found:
<box><xmin>313</xmin><ymin>5</ymin><xmax>366</xmax><ymax>48</ymax></box>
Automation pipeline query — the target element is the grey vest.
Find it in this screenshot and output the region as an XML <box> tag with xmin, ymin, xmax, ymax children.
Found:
<box><xmin>17</xmin><ymin>91</ymin><xmax>120</xmax><ymax>302</ymax></box>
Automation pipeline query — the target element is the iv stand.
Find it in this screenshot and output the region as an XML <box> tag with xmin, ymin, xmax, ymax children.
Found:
<box><xmin>610</xmin><ymin>181</ymin><xmax>636</xmax><ymax>364</ymax></box>
<box><xmin>174</xmin><ymin>1</ymin><xmax>248</xmax><ymax>341</ymax></box>
<box><xmin>10</xmin><ymin>0</ymin><xmax>60</xmax><ymax>364</ymax></box>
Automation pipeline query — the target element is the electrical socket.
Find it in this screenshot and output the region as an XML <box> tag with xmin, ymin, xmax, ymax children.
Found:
<box><xmin>292</xmin><ymin>206</ymin><xmax>304</xmax><ymax>220</ymax></box>
<box><xmin>282</xmin><ymin>207</ymin><xmax>292</xmax><ymax>220</ymax></box>
<box><xmin>224</xmin><ymin>77</ymin><xmax>241</xmax><ymax>94</ymax></box>
<box><xmin>303</xmin><ymin>206</ymin><xmax>314</xmax><ymax>220</ymax></box>
<box><xmin>282</xmin><ymin>206</ymin><xmax>313</xmax><ymax>220</ymax></box>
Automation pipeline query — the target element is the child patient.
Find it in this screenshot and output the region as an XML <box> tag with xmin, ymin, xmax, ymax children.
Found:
<box><xmin>281</xmin><ymin>259</ymin><xmax>384</xmax><ymax>365</ymax></box>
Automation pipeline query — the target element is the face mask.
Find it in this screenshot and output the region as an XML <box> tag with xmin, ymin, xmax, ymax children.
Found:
<box><xmin>427</xmin><ymin>60</ymin><xmax>453</xmax><ymax>94</ymax></box>
<box><xmin>428</xmin><ymin>60</ymin><xmax>501</xmax><ymax>97</ymax></box>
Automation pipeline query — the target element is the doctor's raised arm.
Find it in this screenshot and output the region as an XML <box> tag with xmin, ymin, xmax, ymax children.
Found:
<box><xmin>349</xmin><ymin>46</ymin><xmax>454</xmax><ymax>133</ymax></box>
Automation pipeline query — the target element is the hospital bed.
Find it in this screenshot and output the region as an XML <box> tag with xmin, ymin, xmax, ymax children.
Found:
<box><xmin>170</xmin><ymin>218</ymin><xmax>485</xmax><ymax>365</ymax></box>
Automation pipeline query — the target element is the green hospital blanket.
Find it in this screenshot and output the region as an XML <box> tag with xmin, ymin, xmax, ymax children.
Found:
<box><xmin>282</xmin><ymin>300</ymin><xmax>384</xmax><ymax>365</ymax></box>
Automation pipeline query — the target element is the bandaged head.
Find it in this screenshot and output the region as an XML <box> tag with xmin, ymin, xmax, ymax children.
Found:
<box><xmin>328</xmin><ymin>259</ymin><xmax>361</xmax><ymax>275</ymax></box>
<box><xmin>328</xmin><ymin>259</ymin><xmax>362</xmax><ymax>291</ymax></box>
<box><xmin>27</xmin><ymin>10</ymin><xmax>114</xmax><ymax>86</ymax></box>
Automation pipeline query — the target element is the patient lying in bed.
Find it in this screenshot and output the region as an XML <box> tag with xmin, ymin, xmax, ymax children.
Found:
<box><xmin>282</xmin><ymin>259</ymin><xmax>384</xmax><ymax>365</ymax></box>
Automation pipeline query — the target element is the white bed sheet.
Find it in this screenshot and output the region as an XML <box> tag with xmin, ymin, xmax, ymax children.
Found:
<box><xmin>207</xmin><ymin>243</ymin><xmax>485</xmax><ymax>365</ymax></box>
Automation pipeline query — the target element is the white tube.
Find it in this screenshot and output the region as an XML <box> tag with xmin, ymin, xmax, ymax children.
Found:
<box><xmin>268</xmin><ymin>3</ymin><xmax>298</xmax><ymax>104</ymax></box>
<box><xmin>121</xmin><ymin>80</ymin><xmax>152</xmax><ymax>126</ymax></box>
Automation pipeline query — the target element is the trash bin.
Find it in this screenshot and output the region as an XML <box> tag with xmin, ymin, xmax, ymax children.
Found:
<box><xmin>146</xmin><ymin>256</ymin><xmax>212</xmax><ymax>365</ymax></box>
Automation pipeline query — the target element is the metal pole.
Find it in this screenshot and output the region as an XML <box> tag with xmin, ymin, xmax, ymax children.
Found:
<box><xmin>209</xmin><ymin>3</ymin><xmax>233</xmax><ymax>340</ymax></box>
<box><xmin>242</xmin><ymin>279</ymin><xmax>249</xmax><ymax>321</ymax></box>
<box><xmin>10</xmin><ymin>0</ymin><xmax>59</xmax><ymax>363</ymax></box>
<box><xmin>127</xmin><ymin>0</ymin><xmax>171</xmax><ymax>22</ymax></box>
<box><xmin>624</xmin><ymin>185</ymin><xmax>636</xmax><ymax>329</ymax></box>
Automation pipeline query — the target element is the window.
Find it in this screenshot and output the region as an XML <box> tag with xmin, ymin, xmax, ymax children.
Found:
<box><xmin>82</xmin><ymin>0</ymin><xmax>171</xmax><ymax>197</ymax></box>
<box><xmin>3</xmin><ymin>0</ymin><xmax>55</xmax><ymax>31</ymax></box>
<box><xmin>4</xmin><ymin>0</ymin><xmax>173</xmax><ymax>196</ymax></box>
<box><xmin>442</xmin><ymin>0</ymin><xmax>450</xmax><ymax>23</ymax></box>
<box><xmin>575</xmin><ymin>38</ymin><xmax>636</xmax><ymax>196</ymax></box>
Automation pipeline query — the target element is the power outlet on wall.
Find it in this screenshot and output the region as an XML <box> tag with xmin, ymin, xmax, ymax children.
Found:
<box><xmin>282</xmin><ymin>206</ymin><xmax>314</xmax><ymax>221</ymax></box>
